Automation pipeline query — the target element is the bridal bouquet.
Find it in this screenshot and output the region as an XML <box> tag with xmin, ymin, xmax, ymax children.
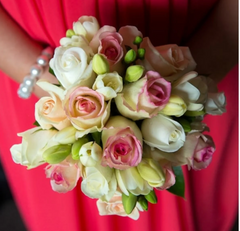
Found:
<box><xmin>10</xmin><ymin>16</ymin><xmax>226</xmax><ymax>220</ymax></box>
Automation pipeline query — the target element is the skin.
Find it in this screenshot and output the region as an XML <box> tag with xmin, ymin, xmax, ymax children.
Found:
<box><xmin>0</xmin><ymin>0</ymin><xmax>238</xmax><ymax>98</ymax></box>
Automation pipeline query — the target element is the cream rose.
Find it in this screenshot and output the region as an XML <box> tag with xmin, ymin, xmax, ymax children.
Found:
<box><xmin>35</xmin><ymin>80</ymin><xmax>70</xmax><ymax>130</ymax></box>
<box><xmin>10</xmin><ymin>127</ymin><xmax>58</xmax><ymax>169</ymax></box>
<box><xmin>96</xmin><ymin>191</ymin><xmax>142</xmax><ymax>220</ymax></box>
<box><xmin>49</xmin><ymin>46</ymin><xmax>95</xmax><ymax>89</ymax></box>
<box><xmin>141</xmin><ymin>114</ymin><xmax>185</xmax><ymax>152</ymax></box>
<box><xmin>63</xmin><ymin>86</ymin><xmax>111</xmax><ymax>137</ymax></box>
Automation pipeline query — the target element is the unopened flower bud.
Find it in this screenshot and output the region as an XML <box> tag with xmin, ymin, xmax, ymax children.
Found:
<box><xmin>43</xmin><ymin>144</ymin><xmax>71</xmax><ymax>164</ymax></box>
<box><xmin>160</xmin><ymin>95</ymin><xmax>187</xmax><ymax>117</ymax></box>
<box><xmin>122</xmin><ymin>191</ymin><xmax>138</xmax><ymax>214</ymax></box>
<box><xmin>66</xmin><ymin>29</ymin><xmax>76</xmax><ymax>38</ymax></box>
<box><xmin>71</xmin><ymin>136</ymin><xmax>90</xmax><ymax>160</ymax></box>
<box><xmin>137</xmin><ymin>48</ymin><xmax>145</xmax><ymax>60</ymax></box>
<box><xmin>137</xmin><ymin>158</ymin><xmax>165</xmax><ymax>188</ymax></box>
<box><xmin>133</xmin><ymin>36</ymin><xmax>143</xmax><ymax>45</ymax></box>
<box><xmin>138</xmin><ymin>195</ymin><xmax>148</xmax><ymax>211</ymax></box>
<box><xmin>92</xmin><ymin>54</ymin><xmax>109</xmax><ymax>75</ymax></box>
<box><xmin>125</xmin><ymin>65</ymin><xmax>144</xmax><ymax>82</ymax></box>
<box><xmin>53</xmin><ymin>126</ymin><xmax>77</xmax><ymax>144</ymax></box>
<box><xmin>144</xmin><ymin>190</ymin><xmax>158</xmax><ymax>204</ymax></box>
<box><xmin>124</xmin><ymin>49</ymin><xmax>137</xmax><ymax>64</ymax></box>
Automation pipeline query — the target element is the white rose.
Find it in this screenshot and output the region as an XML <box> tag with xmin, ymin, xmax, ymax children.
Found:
<box><xmin>92</xmin><ymin>72</ymin><xmax>123</xmax><ymax>100</ymax></box>
<box><xmin>79</xmin><ymin>142</ymin><xmax>103</xmax><ymax>167</ymax></box>
<box><xmin>10</xmin><ymin>127</ymin><xmax>58</xmax><ymax>169</ymax></box>
<box><xmin>141</xmin><ymin>114</ymin><xmax>185</xmax><ymax>152</ymax></box>
<box><xmin>49</xmin><ymin>46</ymin><xmax>95</xmax><ymax>89</ymax></box>
<box><xmin>81</xmin><ymin>163</ymin><xmax>117</xmax><ymax>201</ymax></box>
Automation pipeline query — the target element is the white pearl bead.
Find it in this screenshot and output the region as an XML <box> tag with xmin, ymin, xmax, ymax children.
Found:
<box><xmin>37</xmin><ymin>55</ymin><xmax>48</xmax><ymax>66</ymax></box>
<box><xmin>42</xmin><ymin>47</ymin><xmax>53</xmax><ymax>58</ymax></box>
<box><xmin>17</xmin><ymin>84</ymin><xmax>32</xmax><ymax>99</ymax></box>
<box><xmin>23</xmin><ymin>76</ymin><xmax>35</xmax><ymax>87</ymax></box>
<box><xmin>30</xmin><ymin>64</ymin><xmax>43</xmax><ymax>77</ymax></box>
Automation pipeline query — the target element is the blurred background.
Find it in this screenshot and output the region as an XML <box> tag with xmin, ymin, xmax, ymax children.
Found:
<box><xmin>0</xmin><ymin>160</ymin><xmax>238</xmax><ymax>231</ymax></box>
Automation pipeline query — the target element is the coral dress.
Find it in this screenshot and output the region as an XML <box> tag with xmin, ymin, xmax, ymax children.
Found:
<box><xmin>0</xmin><ymin>0</ymin><xmax>238</xmax><ymax>231</ymax></box>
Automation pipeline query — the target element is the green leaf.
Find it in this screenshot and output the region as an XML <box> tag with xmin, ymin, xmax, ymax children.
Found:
<box><xmin>184</xmin><ymin>110</ymin><xmax>205</xmax><ymax>117</ymax></box>
<box><xmin>174</xmin><ymin>117</ymin><xmax>191</xmax><ymax>133</ymax></box>
<box><xmin>167</xmin><ymin>166</ymin><xmax>185</xmax><ymax>198</ymax></box>
<box><xmin>138</xmin><ymin>195</ymin><xmax>148</xmax><ymax>211</ymax></box>
<box><xmin>49</xmin><ymin>67</ymin><xmax>55</xmax><ymax>76</ymax></box>
<box><xmin>33</xmin><ymin>120</ymin><xmax>40</xmax><ymax>127</ymax></box>
<box><xmin>91</xmin><ymin>132</ymin><xmax>102</xmax><ymax>147</ymax></box>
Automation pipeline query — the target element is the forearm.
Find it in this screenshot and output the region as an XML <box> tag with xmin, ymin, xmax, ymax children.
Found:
<box><xmin>0</xmin><ymin>5</ymin><xmax>57</xmax><ymax>97</ymax></box>
<box><xmin>185</xmin><ymin>0</ymin><xmax>238</xmax><ymax>83</ymax></box>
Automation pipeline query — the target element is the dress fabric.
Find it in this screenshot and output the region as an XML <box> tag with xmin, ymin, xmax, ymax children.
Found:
<box><xmin>0</xmin><ymin>0</ymin><xmax>238</xmax><ymax>231</ymax></box>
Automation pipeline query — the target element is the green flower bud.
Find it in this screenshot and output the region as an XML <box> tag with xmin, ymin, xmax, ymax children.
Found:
<box><xmin>71</xmin><ymin>136</ymin><xmax>90</xmax><ymax>160</ymax></box>
<box><xmin>138</xmin><ymin>195</ymin><xmax>148</xmax><ymax>211</ymax></box>
<box><xmin>92</xmin><ymin>54</ymin><xmax>109</xmax><ymax>75</ymax></box>
<box><xmin>144</xmin><ymin>190</ymin><xmax>158</xmax><ymax>204</ymax></box>
<box><xmin>124</xmin><ymin>49</ymin><xmax>137</xmax><ymax>64</ymax></box>
<box><xmin>43</xmin><ymin>144</ymin><xmax>71</xmax><ymax>164</ymax></box>
<box><xmin>125</xmin><ymin>65</ymin><xmax>144</xmax><ymax>82</ymax></box>
<box><xmin>122</xmin><ymin>191</ymin><xmax>138</xmax><ymax>214</ymax></box>
<box><xmin>133</xmin><ymin>36</ymin><xmax>143</xmax><ymax>45</ymax></box>
<box><xmin>137</xmin><ymin>48</ymin><xmax>145</xmax><ymax>60</ymax></box>
<box><xmin>66</xmin><ymin>29</ymin><xmax>76</xmax><ymax>38</ymax></box>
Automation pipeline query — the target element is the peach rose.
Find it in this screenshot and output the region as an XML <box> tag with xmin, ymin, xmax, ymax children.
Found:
<box><xmin>63</xmin><ymin>86</ymin><xmax>111</xmax><ymax>137</ymax></box>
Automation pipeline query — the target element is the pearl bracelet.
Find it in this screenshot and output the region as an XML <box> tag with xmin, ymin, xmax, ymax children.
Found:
<box><xmin>17</xmin><ymin>46</ymin><xmax>53</xmax><ymax>99</ymax></box>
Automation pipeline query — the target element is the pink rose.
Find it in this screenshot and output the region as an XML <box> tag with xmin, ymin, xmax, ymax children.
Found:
<box><xmin>98</xmin><ymin>31</ymin><xmax>123</xmax><ymax>65</ymax></box>
<box><xmin>188</xmin><ymin>133</ymin><xmax>215</xmax><ymax>170</ymax></box>
<box><xmin>140</xmin><ymin>38</ymin><xmax>196</xmax><ymax>82</ymax></box>
<box><xmin>101</xmin><ymin>116</ymin><xmax>142</xmax><ymax>170</ymax></box>
<box><xmin>63</xmin><ymin>86</ymin><xmax>111</xmax><ymax>137</ymax></box>
<box><xmin>115</xmin><ymin>71</ymin><xmax>171</xmax><ymax>120</ymax></box>
<box><xmin>45</xmin><ymin>157</ymin><xmax>81</xmax><ymax>193</ymax></box>
<box><xmin>157</xmin><ymin>163</ymin><xmax>175</xmax><ymax>190</ymax></box>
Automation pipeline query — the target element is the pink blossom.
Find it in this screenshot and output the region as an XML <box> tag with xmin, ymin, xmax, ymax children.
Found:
<box><xmin>45</xmin><ymin>157</ymin><xmax>81</xmax><ymax>193</ymax></box>
<box><xmin>101</xmin><ymin>116</ymin><xmax>142</xmax><ymax>170</ymax></box>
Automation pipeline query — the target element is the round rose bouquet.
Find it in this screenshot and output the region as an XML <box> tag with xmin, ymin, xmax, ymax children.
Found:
<box><xmin>10</xmin><ymin>15</ymin><xmax>226</xmax><ymax>220</ymax></box>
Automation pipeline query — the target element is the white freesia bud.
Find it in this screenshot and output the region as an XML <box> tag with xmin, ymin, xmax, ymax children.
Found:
<box><xmin>160</xmin><ymin>95</ymin><xmax>187</xmax><ymax>117</ymax></box>
<box><xmin>52</xmin><ymin>126</ymin><xmax>77</xmax><ymax>144</ymax></box>
<box><xmin>137</xmin><ymin>158</ymin><xmax>165</xmax><ymax>187</ymax></box>
<box><xmin>115</xmin><ymin>167</ymin><xmax>152</xmax><ymax>196</ymax></box>
<box><xmin>205</xmin><ymin>92</ymin><xmax>226</xmax><ymax>115</ymax></box>
<box><xmin>79</xmin><ymin>142</ymin><xmax>103</xmax><ymax>167</ymax></box>
<box><xmin>92</xmin><ymin>72</ymin><xmax>123</xmax><ymax>100</ymax></box>
<box><xmin>141</xmin><ymin>114</ymin><xmax>185</xmax><ymax>152</ymax></box>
